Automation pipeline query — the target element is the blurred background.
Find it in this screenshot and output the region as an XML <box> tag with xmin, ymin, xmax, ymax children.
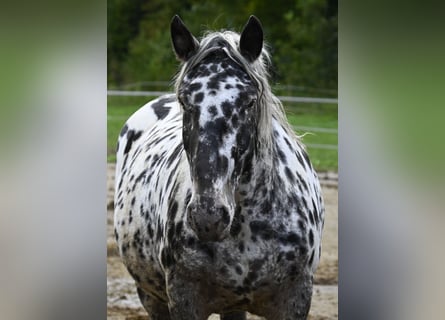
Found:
<box><xmin>1</xmin><ymin>0</ymin><xmax>444</xmax><ymax>319</ymax></box>
<box><xmin>107</xmin><ymin>0</ymin><xmax>338</xmax><ymax>171</ymax></box>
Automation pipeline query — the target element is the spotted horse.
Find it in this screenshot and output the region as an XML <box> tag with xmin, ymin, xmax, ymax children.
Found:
<box><xmin>114</xmin><ymin>15</ymin><xmax>325</xmax><ymax>320</ymax></box>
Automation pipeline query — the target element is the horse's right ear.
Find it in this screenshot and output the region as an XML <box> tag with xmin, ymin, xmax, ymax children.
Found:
<box><xmin>170</xmin><ymin>15</ymin><xmax>199</xmax><ymax>61</ymax></box>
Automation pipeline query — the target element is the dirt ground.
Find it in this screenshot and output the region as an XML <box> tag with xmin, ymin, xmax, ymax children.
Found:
<box><xmin>107</xmin><ymin>164</ymin><xmax>338</xmax><ymax>319</ymax></box>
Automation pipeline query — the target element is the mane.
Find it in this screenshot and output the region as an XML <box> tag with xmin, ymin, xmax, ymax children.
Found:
<box><xmin>174</xmin><ymin>30</ymin><xmax>297</xmax><ymax>168</ymax></box>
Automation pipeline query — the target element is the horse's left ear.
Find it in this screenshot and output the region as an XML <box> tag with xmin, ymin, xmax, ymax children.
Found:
<box><xmin>240</xmin><ymin>16</ymin><xmax>263</xmax><ymax>62</ymax></box>
<box><xmin>170</xmin><ymin>15</ymin><xmax>199</xmax><ymax>61</ymax></box>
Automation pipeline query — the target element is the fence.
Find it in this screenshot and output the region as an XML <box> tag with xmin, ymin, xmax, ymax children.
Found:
<box><xmin>107</xmin><ymin>90</ymin><xmax>337</xmax><ymax>151</ymax></box>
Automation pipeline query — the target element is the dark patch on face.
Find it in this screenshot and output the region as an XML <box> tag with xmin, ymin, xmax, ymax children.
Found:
<box><xmin>151</xmin><ymin>96</ymin><xmax>174</xmax><ymax>120</ymax></box>
<box><xmin>221</xmin><ymin>100</ymin><xmax>233</xmax><ymax>118</ymax></box>
<box><xmin>194</xmin><ymin>92</ymin><xmax>204</xmax><ymax>104</ymax></box>
<box><xmin>188</xmin><ymin>82</ymin><xmax>202</xmax><ymax>92</ymax></box>
<box><xmin>124</xmin><ymin>130</ymin><xmax>143</xmax><ymax>155</ymax></box>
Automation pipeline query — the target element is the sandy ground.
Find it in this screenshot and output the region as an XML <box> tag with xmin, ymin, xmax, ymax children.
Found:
<box><xmin>107</xmin><ymin>164</ymin><xmax>338</xmax><ymax>319</ymax></box>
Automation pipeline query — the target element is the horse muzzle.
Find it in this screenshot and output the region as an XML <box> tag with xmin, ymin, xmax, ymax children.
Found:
<box><xmin>186</xmin><ymin>196</ymin><xmax>233</xmax><ymax>242</ymax></box>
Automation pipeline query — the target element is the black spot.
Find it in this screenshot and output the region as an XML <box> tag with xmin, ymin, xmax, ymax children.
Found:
<box><xmin>124</xmin><ymin>130</ymin><xmax>143</xmax><ymax>155</ymax></box>
<box><xmin>295</xmin><ymin>151</ymin><xmax>307</xmax><ymax>169</ymax></box>
<box><xmin>298</xmin><ymin>220</ymin><xmax>306</xmax><ymax>233</ymax></box>
<box><xmin>221</xmin><ymin>207</ymin><xmax>230</xmax><ymax>224</ymax></box>
<box><xmin>285</xmin><ymin>167</ymin><xmax>295</xmax><ymax>183</ymax></box>
<box><xmin>278</xmin><ymin>232</ymin><xmax>301</xmax><ymax>245</ymax></box>
<box><xmin>219</xmin><ymin>266</ymin><xmax>228</xmax><ymax>275</ymax></box>
<box><xmin>231</xmin><ymin>114</ymin><xmax>239</xmax><ymax>127</ymax></box>
<box><xmin>235</xmin><ymin>265</ymin><xmax>243</xmax><ymax>275</ymax></box>
<box><xmin>168</xmin><ymin>200</ymin><xmax>178</xmax><ymax>221</ymax></box>
<box><xmin>230</xmin><ymin>216</ymin><xmax>242</xmax><ymax>237</ymax></box>
<box><xmin>147</xmin><ymin>226</ymin><xmax>153</xmax><ymax>238</ymax></box>
<box><xmin>221</xmin><ymin>100</ymin><xmax>233</xmax><ymax>118</ymax></box>
<box><xmin>166</xmin><ymin>144</ymin><xmax>183</xmax><ymax>167</ymax></box>
<box><xmin>119</xmin><ymin>124</ymin><xmax>128</xmax><ymax>137</ymax></box>
<box><xmin>134</xmin><ymin>169</ymin><xmax>147</xmax><ymax>184</ymax></box>
<box><xmin>238</xmin><ymin>241</ymin><xmax>245</xmax><ymax>253</ymax></box>
<box><xmin>309</xmin><ymin>250</ymin><xmax>315</xmax><ymax>265</ymax></box>
<box><xmin>175</xmin><ymin>221</ymin><xmax>183</xmax><ymax>236</ymax></box>
<box><xmin>312</xmin><ymin>198</ymin><xmax>319</xmax><ymax>224</ymax></box>
<box><xmin>286</xmin><ymin>251</ymin><xmax>296</xmax><ymax>261</ymax></box>
<box><xmin>308</xmin><ymin>229</ymin><xmax>314</xmax><ymax>247</ymax></box>
<box><xmin>189</xmin><ymin>82</ymin><xmax>202</xmax><ymax>92</ymax></box>
<box><xmin>277</xmin><ymin>147</ymin><xmax>287</xmax><ymax>164</ymax></box>
<box><xmin>284</xmin><ymin>137</ymin><xmax>293</xmax><ymax>150</ymax></box>
<box><xmin>208</xmin><ymin>105</ymin><xmax>218</xmax><ymax>116</ymax></box>
<box><xmin>151</xmin><ymin>96</ymin><xmax>174</xmax><ymax>119</ymax></box>
<box><xmin>296</xmin><ymin>171</ymin><xmax>309</xmax><ymax>192</ymax></box>
<box><xmin>194</xmin><ymin>92</ymin><xmax>204</xmax><ymax>104</ymax></box>
<box><xmin>197</xmin><ymin>243</ymin><xmax>215</xmax><ymax>261</ymax></box>
<box><xmin>186</xmin><ymin>236</ymin><xmax>195</xmax><ymax>247</ymax></box>
<box><xmin>249</xmin><ymin>220</ymin><xmax>278</xmax><ymax>241</ymax></box>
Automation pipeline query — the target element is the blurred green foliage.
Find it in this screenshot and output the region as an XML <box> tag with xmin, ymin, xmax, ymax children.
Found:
<box><xmin>108</xmin><ymin>0</ymin><xmax>337</xmax><ymax>94</ymax></box>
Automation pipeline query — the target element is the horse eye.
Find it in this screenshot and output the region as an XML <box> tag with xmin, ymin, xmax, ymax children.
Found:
<box><xmin>248</xmin><ymin>99</ymin><xmax>257</xmax><ymax>108</ymax></box>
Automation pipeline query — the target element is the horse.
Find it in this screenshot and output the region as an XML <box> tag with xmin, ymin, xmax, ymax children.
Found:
<box><xmin>114</xmin><ymin>15</ymin><xmax>325</xmax><ymax>320</ymax></box>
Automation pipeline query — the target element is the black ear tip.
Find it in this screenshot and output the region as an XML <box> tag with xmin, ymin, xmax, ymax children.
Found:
<box><xmin>248</xmin><ymin>15</ymin><xmax>262</xmax><ymax>27</ymax></box>
<box><xmin>171</xmin><ymin>15</ymin><xmax>182</xmax><ymax>26</ymax></box>
<box><xmin>249</xmin><ymin>15</ymin><xmax>261</xmax><ymax>23</ymax></box>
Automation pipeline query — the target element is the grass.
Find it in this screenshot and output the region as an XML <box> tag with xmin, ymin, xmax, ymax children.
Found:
<box><xmin>108</xmin><ymin>96</ymin><xmax>337</xmax><ymax>171</ymax></box>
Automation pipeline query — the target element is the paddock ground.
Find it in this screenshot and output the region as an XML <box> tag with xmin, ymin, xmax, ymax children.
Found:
<box><xmin>107</xmin><ymin>164</ymin><xmax>338</xmax><ymax>319</ymax></box>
